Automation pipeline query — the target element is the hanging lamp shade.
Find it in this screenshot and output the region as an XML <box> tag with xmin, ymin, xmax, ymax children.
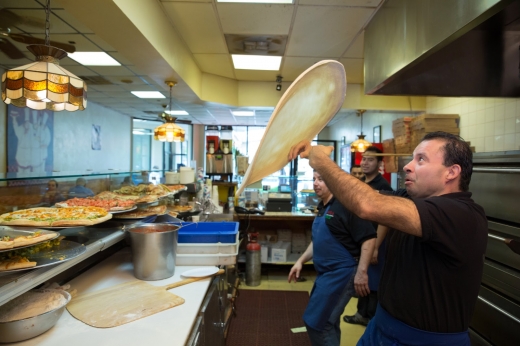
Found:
<box><xmin>154</xmin><ymin>116</ymin><xmax>185</xmax><ymax>142</ymax></box>
<box><xmin>1</xmin><ymin>45</ymin><xmax>87</xmax><ymax>112</ymax></box>
<box><xmin>350</xmin><ymin>134</ymin><xmax>371</xmax><ymax>153</ymax></box>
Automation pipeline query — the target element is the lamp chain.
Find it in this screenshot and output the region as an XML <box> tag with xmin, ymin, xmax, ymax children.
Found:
<box><xmin>45</xmin><ymin>0</ymin><xmax>51</xmax><ymax>46</ymax></box>
<box><xmin>169</xmin><ymin>83</ymin><xmax>173</xmax><ymax>115</ymax></box>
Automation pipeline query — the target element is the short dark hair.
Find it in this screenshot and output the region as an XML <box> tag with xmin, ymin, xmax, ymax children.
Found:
<box><xmin>421</xmin><ymin>132</ymin><xmax>473</xmax><ymax>192</ymax></box>
<box><xmin>350</xmin><ymin>164</ymin><xmax>361</xmax><ymax>172</ymax></box>
<box><xmin>48</xmin><ymin>179</ymin><xmax>58</xmax><ymax>187</ymax></box>
<box><xmin>364</xmin><ymin>146</ymin><xmax>383</xmax><ymax>162</ymax></box>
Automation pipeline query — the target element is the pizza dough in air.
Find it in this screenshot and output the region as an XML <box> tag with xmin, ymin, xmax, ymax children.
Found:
<box><xmin>236</xmin><ymin>60</ymin><xmax>346</xmax><ymax>197</ymax></box>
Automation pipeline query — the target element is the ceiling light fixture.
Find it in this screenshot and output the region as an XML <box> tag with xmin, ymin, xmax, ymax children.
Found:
<box><xmin>231</xmin><ymin>55</ymin><xmax>282</xmax><ymax>70</ymax></box>
<box><xmin>217</xmin><ymin>0</ymin><xmax>293</xmax><ymax>3</ymax></box>
<box><xmin>154</xmin><ymin>81</ymin><xmax>185</xmax><ymax>142</ymax></box>
<box><xmin>165</xmin><ymin>110</ymin><xmax>189</xmax><ymax>116</ymax></box>
<box><xmin>231</xmin><ymin>110</ymin><xmax>255</xmax><ymax>116</ymax></box>
<box><xmin>131</xmin><ymin>91</ymin><xmax>165</xmax><ymax>99</ymax></box>
<box><xmin>1</xmin><ymin>0</ymin><xmax>87</xmax><ymax>111</ymax></box>
<box><xmin>351</xmin><ymin>110</ymin><xmax>372</xmax><ymax>153</ymax></box>
<box><xmin>68</xmin><ymin>52</ymin><xmax>121</xmax><ymax>66</ymax></box>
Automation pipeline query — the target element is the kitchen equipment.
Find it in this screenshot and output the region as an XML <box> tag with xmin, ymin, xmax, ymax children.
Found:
<box><xmin>165</xmin><ymin>171</ymin><xmax>180</xmax><ymax>184</ymax></box>
<box><xmin>266</xmin><ymin>192</ymin><xmax>292</xmax><ymax>212</ymax></box>
<box><xmin>0</xmin><ymin>290</ymin><xmax>71</xmax><ymax>343</ymax></box>
<box><xmin>236</xmin><ymin>60</ymin><xmax>346</xmax><ymax>197</ymax></box>
<box><xmin>488</xmin><ymin>232</ymin><xmax>520</xmax><ymax>255</ymax></box>
<box><xmin>126</xmin><ymin>223</ymin><xmax>179</xmax><ymax>281</ymax></box>
<box><xmin>179</xmin><ymin>167</ymin><xmax>194</xmax><ymax>184</ymax></box>
<box><xmin>66</xmin><ymin>269</ymin><xmax>224</xmax><ymax>328</ymax></box>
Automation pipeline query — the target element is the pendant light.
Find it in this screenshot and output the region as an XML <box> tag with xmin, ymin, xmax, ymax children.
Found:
<box><xmin>350</xmin><ymin>109</ymin><xmax>371</xmax><ymax>153</ymax></box>
<box><xmin>153</xmin><ymin>81</ymin><xmax>185</xmax><ymax>142</ymax></box>
<box><xmin>1</xmin><ymin>0</ymin><xmax>87</xmax><ymax>111</ymax></box>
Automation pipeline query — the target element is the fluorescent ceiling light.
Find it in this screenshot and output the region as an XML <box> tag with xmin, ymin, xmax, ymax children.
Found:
<box><xmin>68</xmin><ymin>52</ymin><xmax>121</xmax><ymax>66</ymax></box>
<box><xmin>217</xmin><ymin>0</ymin><xmax>293</xmax><ymax>3</ymax></box>
<box><xmin>231</xmin><ymin>55</ymin><xmax>282</xmax><ymax>71</ymax></box>
<box><xmin>165</xmin><ymin>110</ymin><xmax>189</xmax><ymax>116</ymax></box>
<box><xmin>131</xmin><ymin>91</ymin><xmax>165</xmax><ymax>99</ymax></box>
<box><xmin>232</xmin><ymin>110</ymin><xmax>255</xmax><ymax>116</ymax></box>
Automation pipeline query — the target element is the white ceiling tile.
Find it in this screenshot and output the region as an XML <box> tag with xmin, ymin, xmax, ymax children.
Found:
<box><xmin>299</xmin><ymin>0</ymin><xmax>382</xmax><ymax>6</ymax></box>
<box><xmin>343</xmin><ymin>33</ymin><xmax>364</xmax><ymax>58</ymax></box>
<box><xmin>281</xmin><ymin>56</ymin><xmax>326</xmax><ymax>81</ymax></box>
<box><xmin>194</xmin><ymin>54</ymin><xmax>235</xmax><ymax>79</ymax></box>
<box><xmin>287</xmin><ymin>6</ymin><xmax>373</xmax><ymax>57</ymax></box>
<box><xmin>163</xmin><ymin>3</ymin><xmax>228</xmax><ymax>54</ymax></box>
<box><xmin>217</xmin><ymin>3</ymin><xmax>294</xmax><ymax>35</ymax></box>
<box><xmin>87</xmin><ymin>65</ymin><xmax>138</xmax><ymax>76</ymax></box>
<box><xmin>234</xmin><ymin>70</ymin><xmax>280</xmax><ymax>82</ymax></box>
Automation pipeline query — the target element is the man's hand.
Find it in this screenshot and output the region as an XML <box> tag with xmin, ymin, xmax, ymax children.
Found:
<box><xmin>288</xmin><ymin>140</ymin><xmax>334</xmax><ymax>166</ymax></box>
<box><xmin>288</xmin><ymin>261</ymin><xmax>303</xmax><ymax>283</ymax></box>
<box><xmin>354</xmin><ymin>270</ymin><xmax>370</xmax><ymax>297</ymax></box>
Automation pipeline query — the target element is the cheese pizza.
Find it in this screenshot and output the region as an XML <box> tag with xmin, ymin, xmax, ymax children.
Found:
<box><xmin>0</xmin><ymin>231</ymin><xmax>57</xmax><ymax>250</ymax></box>
<box><xmin>0</xmin><ymin>207</ymin><xmax>112</xmax><ymax>227</ymax></box>
<box><xmin>56</xmin><ymin>198</ymin><xmax>135</xmax><ymax>212</ymax></box>
<box><xmin>113</xmin><ymin>205</ymin><xmax>167</xmax><ymax>219</ymax></box>
<box><xmin>0</xmin><ymin>256</ymin><xmax>36</xmax><ymax>271</ymax></box>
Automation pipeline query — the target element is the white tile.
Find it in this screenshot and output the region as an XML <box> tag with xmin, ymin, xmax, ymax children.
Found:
<box><xmin>485</xmin><ymin>98</ymin><xmax>495</xmax><ymax>109</ymax></box>
<box><xmin>485</xmin><ymin>109</ymin><xmax>495</xmax><ymax>123</ymax></box>
<box><xmin>495</xmin><ymin>103</ymin><xmax>505</xmax><ymax>120</ymax></box>
<box><xmin>468</xmin><ymin>124</ymin><xmax>477</xmax><ymax>139</ymax></box>
<box><xmin>516</xmin><ymin>118</ymin><xmax>520</xmax><ymax>133</ymax></box>
<box><xmin>516</xmin><ymin>133</ymin><xmax>520</xmax><ymax>150</ymax></box>
<box><xmin>458</xmin><ymin>100</ymin><xmax>469</xmax><ymax>115</ymax></box>
<box><xmin>494</xmin><ymin>120</ymin><xmax>505</xmax><ymax>135</ymax></box>
<box><xmin>494</xmin><ymin>135</ymin><xmax>504</xmax><ymax>151</ymax></box>
<box><xmin>475</xmin><ymin>124</ymin><xmax>485</xmax><ymax>138</ymax></box>
<box><xmin>505</xmin><ymin>101</ymin><xmax>516</xmax><ymax>119</ymax></box>
<box><xmin>476</xmin><ymin>109</ymin><xmax>486</xmax><ymax>125</ymax></box>
<box><xmin>464</xmin><ymin>113</ymin><xmax>476</xmax><ymax>126</ymax></box>
<box><xmin>485</xmin><ymin>136</ymin><xmax>494</xmax><ymax>152</ymax></box>
<box><xmin>468</xmin><ymin>99</ymin><xmax>477</xmax><ymax>113</ymax></box>
<box><xmin>473</xmin><ymin>137</ymin><xmax>485</xmax><ymax>153</ymax></box>
<box><xmin>484</xmin><ymin>122</ymin><xmax>495</xmax><ymax>136</ymax></box>
<box><xmin>504</xmin><ymin>133</ymin><xmax>515</xmax><ymax>150</ymax></box>
<box><xmin>505</xmin><ymin>117</ymin><xmax>515</xmax><ymax>134</ymax></box>
<box><xmin>516</xmin><ymin>99</ymin><xmax>520</xmax><ymax>114</ymax></box>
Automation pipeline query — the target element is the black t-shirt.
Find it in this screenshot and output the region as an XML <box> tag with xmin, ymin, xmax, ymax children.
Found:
<box><xmin>379</xmin><ymin>191</ymin><xmax>488</xmax><ymax>333</ymax></box>
<box><xmin>363</xmin><ymin>173</ymin><xmax>393</xmax><ymax>192</ymax></box>
<box><xmin>316</xmin><ymin>197</ymin><xmax>376</xmax><ymax>257</ymax></box>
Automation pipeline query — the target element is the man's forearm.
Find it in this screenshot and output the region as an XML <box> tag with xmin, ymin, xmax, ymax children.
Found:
<box><xmin>357</xmin><ymin>238</ymin><xmax>375</xmax><ymax>274</ymax></box>
<box><xmin>297</xmin><ymin>242</ymin><xmax>313</xmax><ymax>264</ymax></box>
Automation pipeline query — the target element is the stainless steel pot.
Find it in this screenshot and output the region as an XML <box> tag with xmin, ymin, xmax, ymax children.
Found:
<box><xmin>126</xmin><ymin>223</ymin><xmax>179</xmax><ymax>281</ymax></box>
<box><xmin>0</xmin><ymin>290</ymin><xmax>71</xmax><ymax>343</ymax></box>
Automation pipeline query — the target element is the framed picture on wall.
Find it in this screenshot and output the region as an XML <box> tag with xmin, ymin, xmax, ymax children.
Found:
<box><xmin>373</xmin><ymin>125</ymin><xmax>381</xmax><ymax>143</ymax></box>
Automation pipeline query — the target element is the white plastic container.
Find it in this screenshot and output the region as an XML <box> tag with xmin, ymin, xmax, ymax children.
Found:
<box><xmin>177</xmin><ymin>242</ymin><xmax>239</xmax><ymax>255</ymax></box>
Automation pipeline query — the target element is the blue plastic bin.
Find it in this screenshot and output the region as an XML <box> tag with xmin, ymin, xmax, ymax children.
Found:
<box><xmin>177</xmin><ymin>222</ymin><xmax>239</xmax><ymax>244</ymax></box>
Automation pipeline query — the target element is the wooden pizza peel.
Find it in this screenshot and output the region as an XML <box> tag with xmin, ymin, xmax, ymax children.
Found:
<box><xmin>236</xmin><ymin>60</ymin><xmax>346</xmax><ymax>197</ymax></box>
<box><xmin>66</xmin><ymin>269</ymin><xmax>224</xmax><ymax>328</ymax></box>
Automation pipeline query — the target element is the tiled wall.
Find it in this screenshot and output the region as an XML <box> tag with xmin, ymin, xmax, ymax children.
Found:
<box><xmin>426</xmin><ymin>97</ymin><xmax>520</xmax><ymax>153</ymax></box>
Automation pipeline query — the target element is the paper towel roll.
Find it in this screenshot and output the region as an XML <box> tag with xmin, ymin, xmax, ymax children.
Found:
<box><xmin>165</xmin><ymin>172</ymin><xmax>180</xmax><ymax>184</ymax></box>
<box><xmin>180</xmin><ymin>168</ymin><xmax>194</xmax><ymax>184</ymax></box>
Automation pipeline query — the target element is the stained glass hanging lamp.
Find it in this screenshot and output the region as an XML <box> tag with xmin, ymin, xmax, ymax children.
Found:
<box><xmin>351</xmin><ymin>109</ymin><xmax>372</xmax><ymax>153</ymax></box>
<box><xmin>153</xmin><ymin>81</ymin><xmax>185</xmax><ymax>142</ymax></box>
<box><xmin>1</xmin><ymin>0</ymin><xmax>87</xmax><ymax>111</ymax></box>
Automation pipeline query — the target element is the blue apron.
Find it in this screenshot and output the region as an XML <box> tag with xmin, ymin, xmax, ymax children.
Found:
<box><xmin>357</xmin><ymin>304</ymin><xmax>471</xmax><ymax>345</ymax></box>
<box><xmin>367</xmin><ymin>237</ymin><xmax>386</xmax><ymax>291</ymax></box>
<box><xmin>303</xmin><ymin>204</ymin><xmax>358</xmax><ymax>331</ymax></box>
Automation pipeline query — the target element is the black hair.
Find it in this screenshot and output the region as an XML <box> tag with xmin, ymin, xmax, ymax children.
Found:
<box><xmin>364</xmin><ymin>146</ymin><xmax>383</xmax><ymax>162</ymax></box>
<box><xmin>350</xmin><ymin>164</ymin><xmax>361</xmax><ymax>172</ymax></box>
<box><xmin>421</xmin><ymin>131</ymin><xmax>473</xmax><ymax>192</ymax></box>
<box><xmin>48</xmin><ymin>179</ymin><xmax>59</xmax><ymax>187</ymax></box>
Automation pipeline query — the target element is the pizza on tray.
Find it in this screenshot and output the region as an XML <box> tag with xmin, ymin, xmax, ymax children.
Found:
<box><xmin>0</xmin><ymin>256</ymin><xmax>36</xmax><ymax>271</ymax></box>
<box><xmin>0</xmin><ymin>231</ymin><xmax>57</xmax><ymax>250</ymax></box>
<box><xmin>114</xmin><ymin>205</ymin><xmax>167</xmax><ymax>219</ymax></box>
<box><xmin>56</xmin><ymin>198</ymin><xmax>135</xmax><ymax>212</ymax></box>
<box><xmin>0</xmin><ymin>207</ymin><xmax>112</xmax><ymax>227</ymax></box>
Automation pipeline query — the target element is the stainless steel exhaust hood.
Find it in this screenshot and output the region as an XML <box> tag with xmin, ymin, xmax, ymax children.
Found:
<box><xmin>364</xmin><ymin>0</ymin><xmax>520</xmax><ymax>97</ymax></box>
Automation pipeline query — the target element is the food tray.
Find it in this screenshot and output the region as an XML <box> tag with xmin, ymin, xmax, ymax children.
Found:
<box><xmin>0</xmin><ymin>227</ymin><xmax>59</xmax><ymax>253</ymax></box>
<box><xmin>177</xmin><ymin>222</ymin><xmax>239</xmax><ymax>244</ymax></box>
<box><xmin>176</xmin><ymin>252</ymin><xmax>237</xmax><ymax>266</ymax></box>
<box><xmin>177</xmin><ymin>240</ymin><xmax>239</xmax><ymax>254</ymax></box>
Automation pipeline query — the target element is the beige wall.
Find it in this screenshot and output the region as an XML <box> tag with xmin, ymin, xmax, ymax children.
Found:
<box><xmin>426</xmin><ymin>97</ymin><xmax>520</xmax><ymax>153</ymax></box>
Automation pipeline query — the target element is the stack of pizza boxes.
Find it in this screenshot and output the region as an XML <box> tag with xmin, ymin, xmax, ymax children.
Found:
<box><xmin>409</xmin><ymin>114</ymin><xmax>460</xmax><ymax>148</ymax></box>
<box><xmin>382</xmin><ymin>139</ymin><xmax>398</xmax><ymax>173</ymax></box>
<box><xmin>392</xmin><ymin>117</ymin><xmax>413</xmax><ymax>154</ymax></box>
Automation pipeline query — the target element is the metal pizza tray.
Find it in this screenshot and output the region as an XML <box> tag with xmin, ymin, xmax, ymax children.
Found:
<box><xmin>0</xmin><ymin>240</ymin><xmax>86</xmax><ymax>273</ymax></box>
<box><xmin>0</xmin><ymin>227</ymin><xmax>60</xmax><ymax>253</ymax></box>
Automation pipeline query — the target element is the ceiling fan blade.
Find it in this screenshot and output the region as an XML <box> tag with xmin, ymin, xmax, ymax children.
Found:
<box><xmin>0</xmin><ymin>9</ymin><xmax>46</xmax><ymax>29</ymax></box>
<box><xmin>9</xmin><ymin>33</ymin><xmax>76</xmax><ymax>53</ymax></box>
<box><xmin>0</xmin><ymin>37</ymin><xmax>26</xmax><ymax>59</ymax></box>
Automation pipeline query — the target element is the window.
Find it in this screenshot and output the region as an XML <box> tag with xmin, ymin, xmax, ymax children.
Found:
<box><xmin>132</xmin><ymin>129</ymin><xmax>152</xmax><ymax>172</ymax></box>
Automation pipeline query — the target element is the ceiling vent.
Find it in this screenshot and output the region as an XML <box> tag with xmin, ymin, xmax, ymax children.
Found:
<box><xmin>225</xmin><ymin>34</ymin><xmax>287</xmax><ymax>56</ymax></box>
<box><xmin>77</xmin><ymin>76</ymin><xmax>112</xmax><ymax>85</ymax></box>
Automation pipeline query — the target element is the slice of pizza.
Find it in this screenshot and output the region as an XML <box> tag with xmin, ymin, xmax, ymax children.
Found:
<box><xmin>0</xmin><ymin>235</ymin><xmax>14</xmax><ymax>250</ymax></box>
<box><xmin>0</xmin><ymin>256</ymin><xmax>37</xmax><ymax>271</ymax></box>
<box><xmin>13</xmin><ymin>231</ymin><xmax>57</xmax><ymax>247</ymax></box>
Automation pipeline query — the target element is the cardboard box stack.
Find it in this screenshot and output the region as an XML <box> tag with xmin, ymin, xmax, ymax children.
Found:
<box><xmin>291</xmin><ymin>231</ymin><xmax>308</xmax><ymax>254</ymax></box>
<box><xmin>271</xmin><ymin>241</ymin><xmax>291</xmax><ymax>262</ymax></box>
<box><xmin>382</xmin><ymin>139</ymin><xmax>398</xmax><ymax>173</ymax></box>
<box><xmin>410</xmin><ymin>114</ymin><xmax>460</xmax><ymax>149</ymax></box>
<box><xmin>392</xmin><ymin>117</ymin><xmax>413</xmax><ymax>154</ymax></box>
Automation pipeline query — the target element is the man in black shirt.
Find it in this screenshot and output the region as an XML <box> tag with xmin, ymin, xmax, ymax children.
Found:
<box><xmin>288</xmin><ymin>171</ymin><xmax>375</xmax><ymax>346</ymax></box>
<box><xmin>344</xmin><ymin>146</ymin><xmax>393</xmax><ymax>326</ymax></box>
<box><xmin>288</xmin><ymin>132</ymin><xmax>487</xmax><ymax>345</ymax></box>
